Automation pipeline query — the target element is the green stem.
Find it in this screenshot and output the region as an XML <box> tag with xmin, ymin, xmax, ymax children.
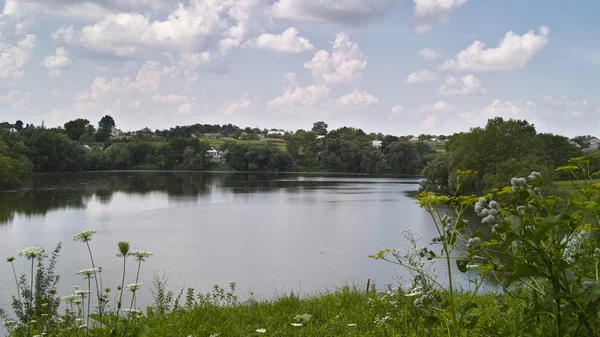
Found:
<box><xmin>123</xmin><ymin>260</ymin><xmax>142</xmax><ymax>337</ymax></box>
<box><xmin>28</xmin><ymin>258</ymin><xmax>34</xmax><ymax>337</ymax></box>
<box><xmin>10</xmin><ymin>261</ymin><xmax>22</xmax><ymax>315</ymax></box>
<box><xmin>87</xmin><ymin>276</ymin><xmax>91</xmax><ymax>334</ymax></box>
<box><xmin>85</xmin><ymin>241</ymin><xmax>102</xmax><ymax>319</ymax></box>
<box><xmin>115</xmin><ymin>256</ymin><xmax>127</xmax><ymax>330</ymax></box>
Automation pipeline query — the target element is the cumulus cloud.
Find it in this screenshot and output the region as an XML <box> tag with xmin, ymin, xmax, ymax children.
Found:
<box><xmin>219</xmin><ymin>0</ymin><xmax>266</xmax><ymax>55</ymax></box>
<box><xmin>150</xmin><ymin>94</ymin><xmax>188</xmax><ymax>104</ymax></box>
<box><xmin>0</xmin><ymin>89</ymin><xmax>33</xmax><ymax>109</ymax></box>
<box><xmin>267</xmin><ymin>72</ymin><xmax>330</xmax><ymax>111</ymax></box>
<box><xmin>441</xmin><ymin>27</ymin><xmax>550</xmax><ymax>72</ymax></box>
<box><xmin>391</xmin><ymin>105</ymin><xmax>404</xmax><ymax>114</ymax></box>
<box><xmin>418</xmin><ymin>47</ymin><xmax>442</xmax><ymax>60</ymax></box>
<box><xmin>223</xmin><ymin>94</ymin><xmax>252</xmax><ymax>115</ymax></box>
<box><xmin>177</xmin><ymin>103</ymin><xmax>193</xmax><ymax>114</ymax></box>
<box><xmin>438</xmin><ymin>74</ymin><xmax>485</xmax><ymax>96</ymax></box>
<box><xmin>481</xmin><ymin>99</ymin><xmax>536</xmax><ymax>118</ymax></box>
<box><xmin>304</xmin><ymin>32</ymin><xmax>367</xmax><ymax>85</ymax></box>
<box><xmin>406</xmin><ymin>69</ymin><xmax>439</xmax><ymax>83</ymax></box>
<box><xmin>52</xmin><ymin>2</ymin><xmax>231</xmax><ymax>56</ymax></box>
<box><xmin>336</xmin><ymin>89</ymin><xmax>379</xmax><ymax>107</ymax></box>
<box><xmin>414</xmin><ymin>0</ymin><xmax>468</xmax><ymax>34</ymax></box>
<box><xmin>271</xmin><ymin>0</ymin><xmax>398</xmax><ymax>26</ymax></box>
<box><xmin>421</xmin><ymin>100</ymin><xmax>455</xmax><ymax>112</ymax></box>
<box><xmin>250</xmin><ymin>27</ymin><xmax>314</xmax><ymax>53</ymax></box>
<box><xmin>0</xmin><ymin>34</ymin><xmax>37</xmax><ymax>79</ymax></box>
<box><xmin>41</xmin><ymin>47</ymin><xmax>72</xmax><ymax>78</ymax></box>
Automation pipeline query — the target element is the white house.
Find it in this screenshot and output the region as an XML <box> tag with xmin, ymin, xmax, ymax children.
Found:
<box><xmin>9</xmin><ymin>128</ymin><xmax>17</xmax><ymax>133</ymax></box>
<box><xmin>207</xmin><ymin>147</ymin><xmax>219</xmax><ymax>157</ymax></box>
<box><xmin>317</xmin><ymin>135</ymin><xmax>326</xmax><ymax>140</ymax></box>
<box><xmin>409</xmin><ymin>137</ymin><xmax>420</xmax><ymax>142</ymax></box>
<box><xmin>110</xmin><ymin>127</ymin><xmax>124</xmax><ymax>137</ymax></box>
<box><xmin>267</xmin><ymin>130</ymin><xmax>285</xmax><ymax>136</ymax></box>
<box><xmin>372</xmin><ymin>140</ymin><xmax>382</xmax><ymax>148</ymax></box>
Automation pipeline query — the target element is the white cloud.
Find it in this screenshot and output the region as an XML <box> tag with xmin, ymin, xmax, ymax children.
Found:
<box><xmin>391</xmin><ymin>105</ymin><xmax>404</xmax><ymax>114</ymax></box>
<box><xmin>336</xmin><ymin>89</ymin><xmax>379</xmax><ymax>107</ymax></box>
<box><xmin>150</xmin><ymin>94</ymin><xmax>188</xmax><ymax>104</ymax></box>
<box><xmin>406</xmin><ymin>69</ymin><xmax>439</xmax><ymax>83</ymax></box>
<box><xmin>421</xmin><ymin>100</ymin><xmax>455</xmax><ymax>112</ymax></box>
<box><xmin>0</xmin><ymin>89</ymin><xmax>32</xmax><ymax>109</ymax></box>
<box><xmin>178</xmin><ymin>52</ymin><xmax>212</xmax><ymax>70</ymax></box>
<box><xmin>251</xmin><ymin>27</ymin><xmax>314</xmax><ymax>53</ymax></box>
<box><xmin>0</xmin><ymin>34</ymin><xmax>37</xmax><ymax>79</ymax></box>
<box><xmin>219</xmin><ymin>0</ymin><xmax>266</xmax><ymax>55</ymax></box>
<box><xmin>177</xmin><ymin>103</ymin><xmax>193</xmax><ymax>114</ymax></box>
<box><xmin>438</xmin><ymin>74</ymin><xmax>485</xmax><ymax>96</ymax></box>
<box><xmin>41</xmin><ymin>47</ymin><xmax>72</xmax><ymax>78</ymax></box>
<box><xmin>481</xmin><ymin>99</ymin><xmax>536</xmax><ymax>118</ymax></box>
<box><xmin>304</xmin><ymin>32</ymin><xmax>367</xmax><ymax>85</ymax></box>
<box><xmin>414</xmin><ymin>0</ymin><xmax>468</xmax><ymax>34</ymax></box>
<box><xmin>418</xmin><ymin>47</ymin><xmax>442</xmax><ymax>60</ymax></box>
<box><xmin>268</xmin><ymin>73</ymin><xmax>330</xmax><ymax>110</ymax></box>
<box><xmin>223</xmin><ymin>94</ymin><xmax>252</xmax><ymax>115</ymax></box>
<box><xmin>52</xmin><ymin>2</ymin><xmax>230</xmax><ymax>56</ymax></box>
<box><xmin>271</xmin><ymin>0</ymin><xmax>398</xmax><ymax>26</ymax></box>
<box><xmin>441</xmin><ymin>27</ymin><xmax>550</xmax><ymax>72</ymax></box>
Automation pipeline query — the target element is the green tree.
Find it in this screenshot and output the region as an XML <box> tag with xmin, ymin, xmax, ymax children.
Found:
<box><xmin>0</xmin><ymin>155</ymin><xmax>25</xmax><ymax>187</ymax></box>
<box><xmin>387</xmin><ymin>141</ymin><xmax>419</xmax><ymax>175</ymax></box>
<box><xmin>15</xmin><ymin>120</ymin><xmax>23</xmax><ymax>131</ymax></box>
<box><xmin>64</xmin><ymin>118</ymin><xmax>91</xmax><ymax>141</ymax></box>
<box><xmin>311</xmin><ymin>121</ymin><xmax>328</xmax><ymax>136</ymax></box>
<box><xmin>96</xmin><ymin>115</ymin><xmax>115</xmax><ymax>142</ymax></box>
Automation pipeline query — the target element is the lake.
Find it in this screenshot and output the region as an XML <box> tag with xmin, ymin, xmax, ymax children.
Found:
<box><xmin>0</xmin><ymin>172</ymin><xmax>451</xmax><ymax>320</ymax></box>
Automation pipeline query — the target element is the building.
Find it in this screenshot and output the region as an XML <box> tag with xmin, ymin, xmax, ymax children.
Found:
<box><xmin>409</xmin><ymin>137</ymin><xmax>420</xmax><ymax>142</ymax></box>
<box><xmin>372</xmin><ymin>140</ymin><xmax>382</xmax><ymax>148</ymax></box>
<box><xmin>267</xmin><ymin>130</ymin><xmax>285</xmax><ymax>136</ymax></box>
<box><xmin>111</xmin><ymin>127</ymin><xmax>124</xmax><ymax>137</ymax></box>
<box><xmin>202</xmin><ymin>133</ymin><xmax>222</xmax><ymax>139</ymax></box>
<box><xmin>206</xmin><ymin>147</ymin><xmax>219</xmax><ymax>157</ymax></box>
<box><xmin>8</xmin><ymin>128</ymin><xmax>17</xmax><ymax>133</ymax></box>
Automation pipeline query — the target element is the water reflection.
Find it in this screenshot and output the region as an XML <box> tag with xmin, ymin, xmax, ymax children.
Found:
<box><xmin>0</xmin><ymin>172</ymin><xmax>420</xmax><ymax>224</ymax></box>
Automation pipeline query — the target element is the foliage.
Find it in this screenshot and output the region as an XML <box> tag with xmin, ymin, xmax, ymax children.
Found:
<box><xmin>64</xmin><ymin>119</ymin><xmax>91</xmax><ymax>141</ymax></box>
<box><xmin>96</xmin><ymin>115</ymin><xmax>115</xmax><ymax>142</ymax></box>
<box><xmin>375</xmin><ymin>159</ymin><xmax>600</xmax><ymax>336</ymax></box>
<box><xmin>225</xmin><ymin>143</ymin><xmax>294</xmax><ymax>171</ymax></box>
<box><xmin>0</xmin><ymin>155</ymin><xmax>25</xmax><ymax>187</ymax></box>
<box><xmin>422</xmin><ymin>117</ymin><xmax>582</xmax><ymax>194</ymax></box>
<box><xmin>311</xmin><ymin>121</ymin><xmax>328</xmax><ymax>136</ymax></box>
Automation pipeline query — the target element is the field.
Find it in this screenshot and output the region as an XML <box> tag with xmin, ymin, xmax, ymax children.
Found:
<box><xmin>424</xmin><ymin>140</ymin><xmax>446</xmax><ymax>153</ymax></box>
<box><xmin>205</xmin><ymin>137</ymin><xmax>288</xmax><ymax>151</ymax></box>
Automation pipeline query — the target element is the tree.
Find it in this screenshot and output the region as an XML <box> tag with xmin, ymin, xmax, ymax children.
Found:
<box><xmin>312</xmin><ymin>121</ymin><xmax>328</xmax><ymax>136</ymax></box>
<box><xmin>0</xmin><ymin>155</ymin><xmax>24</xmax><ymax>187</ymax></box>
<box><xmin>15</xmin><ymin>120</ymin><xmax>23</xmax><ymax>131</ymax></box>
<box><xmin>387</xmin><ymin>141</ymin><xmax>419</xmax><ymax>175</ymax></box>
<box><xmin>96</xmin><ymin>115</ymin><xmax>115</xmax><ymax>142</ymax></box>
<box><xmin>64</xmin><ymin>118</ymin><xmax>91</xmax><ymax>141</ymax></box>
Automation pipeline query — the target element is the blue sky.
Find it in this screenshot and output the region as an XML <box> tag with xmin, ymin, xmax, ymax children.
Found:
<box><xmin>0</xmin><ymin>0</ymin><xmax>598</xmax><ymax>137</ymax></box>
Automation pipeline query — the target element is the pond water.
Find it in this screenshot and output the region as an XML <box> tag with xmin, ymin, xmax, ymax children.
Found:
<box><xmin>0</xmin><ymin>172</ymin><xmax>466</xmax><ymax>324</ymax></box>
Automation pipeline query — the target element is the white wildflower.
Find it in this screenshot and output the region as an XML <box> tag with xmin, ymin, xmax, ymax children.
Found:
<box><xmin>347</xmin><ymin>323</ymin><xmax>357</xmax><ymax>327</ymax></box>
<box><xmin>255</xmin><ymin>328</ymin><xmax>266</xmax><ymax>333</ymax></box>
<box><xmin>73</xmin><ymin>230</ymin><xmax>97</xmax><ymax>242</ymax></box>
<box><xmin>76</xmin><ymin>268</ymin><xmax>100</xmax><ymax>277</ymax></box>
<box><xmin>18</xmin><ymin>246</ymin><xmax>46</xmax><ymax>260</ymax></box>
<box><xmin>291</xmin><ymin>323</ymin><xmax>303</xmax><ymax>327</ymax></box>
<box><xmin>126</xmin><ymin>283</ymin><xmax>143</xmax><ymax>291</ymax></box>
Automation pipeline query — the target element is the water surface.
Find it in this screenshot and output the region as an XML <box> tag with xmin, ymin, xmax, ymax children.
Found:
<box><xmin>0</xmin><ymin>172</ymin><xmax>443</xmax><ymax>316</ymax></box>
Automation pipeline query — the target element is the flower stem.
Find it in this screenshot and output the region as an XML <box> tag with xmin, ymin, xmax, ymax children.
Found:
<box><xmin>28</xmin><ymin>258</ymin><xmax>34</xmax><ymax>337</ymax></box>
<box><xmin>10</xmin><ymin>261</ymin><xmax>22</xmax><ymax>315</ymax></box>
<box><xmin>85</xmin><ymin>241</ymin><xmax>102</xmax><ymax>319</ymax></box>
<box><xmin>123</xmin><ymin>260</ymin><xmax>142</xmax><ymax>337</ymax></box>
<box><xmin>115</xmin><ymin>255</ymin><xmax>127</xmax><ymax>330</ymax></box>
<box><xmin>87</xmin><ymin>276</ymin><xmax>91</xmax><ymax>335</ymax></box>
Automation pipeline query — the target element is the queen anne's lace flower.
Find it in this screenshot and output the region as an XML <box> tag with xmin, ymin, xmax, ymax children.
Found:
<box><xmin>73</xmin><ymin>230</ymin><xmax>97</xmax><ymax>242</ymax></box>
<box><xmin>126</xmin><ymin>282</ymin><xmax>143</xmax><ymax>291</ymax></box>
<box><xmin>18</xmin><ymin>246</ymin><xmax>46</xmax><ymax>260</ymax></box>
<box><xmin>76</xmin><ymin>268</ymin><xmax>101</xmax><ymax>277</ymax></box>
<box><xmin>130</xmin><ymin>251</ymin><xmax>153</xmax><ymax>261</ymax></box>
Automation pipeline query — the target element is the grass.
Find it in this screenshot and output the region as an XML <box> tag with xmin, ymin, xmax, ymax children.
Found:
<box><xmin>424</xmin><ymin>141</ymin><xmax>446</xmax><ymax>153</ymax></box>
<box><xmin>205</xmin><ymin>137</ymin><xmax>287</xmax><ymax>152</ymax></box>
<box><xmin>554</xmin><ymin>179</ymin><xmax>600</xmax><ymax>196</ymax></box>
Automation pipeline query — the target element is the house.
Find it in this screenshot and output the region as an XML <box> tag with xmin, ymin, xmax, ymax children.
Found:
<box><xmin>267</xmin><ymin>130</ymin><xmax>285</xmax><ymax>136</ymax></box>
<box><xmin>409</xmin><ymin>137</ymin><xmax>420</xmax><ymax>142</ymax></box>
<box><xmin>317</xmin><ymin>135</ymin><xmax>326</xmax><ymax>140</ymax></box>
<box><xmin>569</xmin><ymin>140</ymin><xmax>582</xmax><ymax>148</ymax></box>
<box><xmin>202</xmin><ymin>133</ymin><xmax>221</xmax><ymax>139</ymax></box>
<box><xmin>110</xmin><ymin>127</ymin><xmax>123</xmax><ymax>137</ymax></box>
<box><xmin>206</xmin><ymin>147</ymin><xmax>219</xmax><ymax>157</ymax></box>
<box><xmin>104</xmin><ymin>144</ymin><xmax>114</xmax><ymax>152</ymax></box>
<box><xmin>372</xmin><ymin>140</ymin><xmax>382</xmax><ymax>148</ymax></box>
<box><xmin>9</xmin><ymin>128</ymin><xmax>17</xmax><ymax>133</ymax></box>
<box><xmin>83</xmin><ymin>145</ymin><xmax>91</xmax><ymax>150</ymax></box>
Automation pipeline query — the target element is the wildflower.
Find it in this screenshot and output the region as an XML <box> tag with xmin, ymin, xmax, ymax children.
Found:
<box><xmin>126</xmin><ymin>282</ymin><xmax>143</xmax><ymax>291</ymax></box>
<box><xmin>78</xmin><ymin>325</ymin><xmax>87</xmax><ymax>329</ymax></box>
<box><xmin>73</xmin><ymin>230</ymin><xmax>97</xmax><ymax>242</ymax></box>
<box><xmin>209</xmin><ymin>334</ymin><xmax>219</xmax><ymax>337</ymax></box>
<box><xmin>117</xmin><ymin>241</ymin><xmax>130</xmax><ymax>257</ymax></box>
<box><xmin>76</xmin><ymin>268</ymin><xmax>100</xmax><ymax>277</ymax></box>
<box><xmin>6</xmin><ymin>257</ymin><xmax>15</xmax><ymax>263</ymax></box>
<box><xmin>123</xmin><ymin>309</ymin><xmax>143</xmax><ymax>316</ymax></box>
<box><xmin>291</xmin><ymin>323</ymin><xmax>303</xmax><ymax>327</ymax></box>
<box><xmin>417</xmin><ymin>247</ymin><xmax>429</xmax><ymax>258</ymax></box>
<box><xmin>18</xmin><ymin>246</ymin><xmax>46</xmax><ymax>260</ymax></box>
<box><xmin>489</xmin><ymin>209</ymin><xmax>498</xmax><ymax>217</ymax></box>
<box><xmin>528</xmin><ymin>171</ymin><xmax>542</xmax><ymax>182</ymax></box>
<box><xmin>74</xmin><ymin>290</ymin><xmax>91</xmax><ymax>296</ymax></box>
<box><xmin>130</xmin><ymin>251</ymin><xmax>153</xmax><ymax>261</ymax></box>
<box><xmin>466</xmin><ymin>264</ymin><xmax>480</xmax><ymax>270</ymax></box>
<box><xmin>255</xmin><ymin>328</ymin><xmax>266</xmax><ymax>333</ymax></box>
<box><xmin>347</xmin><ymin>324</ymin><xmax>357</xmax><ymax>327</ymax></box>
<box><xmin>467</xmin><ymin>237</ymin><xmax>481</xmax><ymax>250</ymax></box>
<box><xmin>405</xmin><ymin>289</ymin><xmax>423</xmax><ymax>297</ymax></box>
<box><xmin>482</xmin><ymin>215</ymin><xmax>495</xmax><ymax>224</ymax></box>
<box><xmin>489</xmin><ymin>200</ymin><xmax>500</xmax><ymax>210</ymax></box>
<box><xmin>517</xmin><ymin>205</ymin><xmax>526</xmax><ymax>215</ymax></box>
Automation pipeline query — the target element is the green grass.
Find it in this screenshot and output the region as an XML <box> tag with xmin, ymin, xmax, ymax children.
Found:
<box><xmin>424</xmin><ymin>141</ymin><xmax>446</xmax><ymax>153</ymax></box>
<box><xmin>205</xmin><ymin>137</ymin><xmax>288</xmax><ymax>152</ymax></box>
<box><xmin>554</xmin><ymin>179</ymin><xmax>600</xmax><ymax>195</ymax></box>
<box><xmin>27</xmin><ymin>286</ymin><xmax>521</xmax><ymax>337</ymax></box>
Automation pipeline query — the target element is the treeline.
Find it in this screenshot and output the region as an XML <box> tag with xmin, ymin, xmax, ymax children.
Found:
<box><xmin>420</xmin><ymin>117</ymin><xmax>584</xmax><ymax>194</ymax></box>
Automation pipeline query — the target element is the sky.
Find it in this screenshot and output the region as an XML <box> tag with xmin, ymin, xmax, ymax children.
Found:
<box><xmin>0</xmin><ymin>0</ymin><xmax>599</xmax><ymax>137</ymax></box>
